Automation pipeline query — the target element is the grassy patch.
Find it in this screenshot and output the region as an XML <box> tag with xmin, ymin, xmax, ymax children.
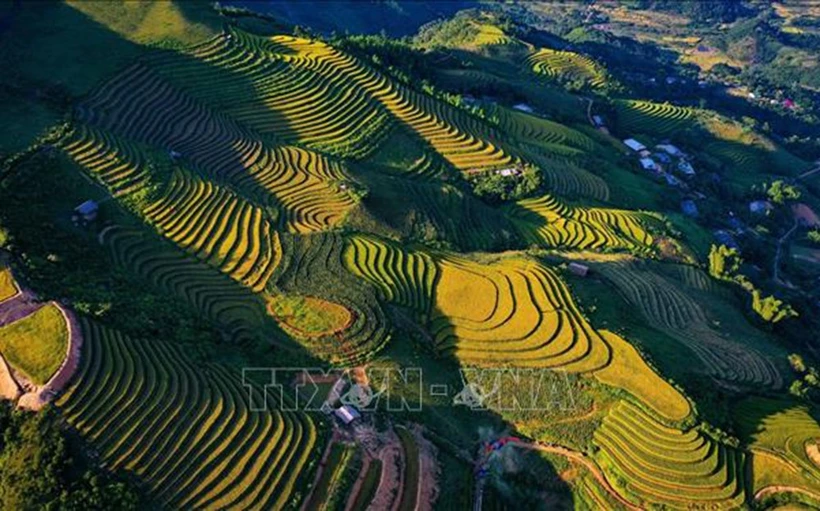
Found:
<box><xmin>563</xmin><ymin>269</ymin><xmax>706</xmax><ymax>385</ymax></box>
<box><xmin>0</xmin><ymin>304</ymin><xmax>67</xmax><ymax>385</ymax></box>
<box><xmin>0</xmin><ymin>269</ymin><xmax>17</xmax><ymax>302</ymax></box>
<box><xmin>267</xmin><ymin>294</ymin><xmax>352</xmax><ymax>338</ymax></box>
<box><xmin>734</xmin><ymin>397</ymin><xmax>820</xmax><ymax>483</ymax></box>
<box><xmin>594</xmin><ymin>330</ymin><xmax>691</xmax><ymax>423</ymax></box>
<box><xmin>66</xmin><ymin>0</ymin><xmax>220</xmax><ymax>48</ymax></box>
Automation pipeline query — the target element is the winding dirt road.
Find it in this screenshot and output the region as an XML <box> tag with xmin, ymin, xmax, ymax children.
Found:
<box><xmin>755</xmin><ymin>485</ymin><xmax>820</xmax><ymax>504</ymax></box>
<box><xmin>521</xmin><ymin>442</ymin><xmax>641</xmax><ymax>511</ymax></box>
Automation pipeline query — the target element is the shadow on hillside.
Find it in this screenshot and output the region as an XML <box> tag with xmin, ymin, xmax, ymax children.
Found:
<box><xmin>0</xmin><ymin>2</ymin><xmax>148</xmax><ymax>155</ymax></box>
<box><xmin>737</xmin><ymin>396</ymin><xmax>820</xmax><ymax>505</ymax></box>
<box><xmin>1</xmin><ymin>5</ymin><xmax>327</xmax><ymax>365</ymax></box>
<box><xmin>377</xmin><ymin>308</ymin><xmax>575</xmax><ymax>510</ymax></box>
<box><xmin>221</xmin><ymin>0</ymin><xmax>475</xmax><ymax>38</ymax></box>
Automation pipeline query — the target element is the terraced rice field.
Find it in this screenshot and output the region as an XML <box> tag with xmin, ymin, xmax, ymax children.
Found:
<box><xmin>490</xmin><ymin>106</ymin><xmax>597</xmax><ymax>156</ymax></box>
<box><xmin>430</xmin><ymin>255</ymin><xmax>611</xmax><ymax>370</ymax></box>
<box><xmin>508</xmin><ymin>195</ymin><xmax>655</xmax><ymax>253</ymax></box>
<box><xmin>138</xmin><ymin>29</ymin><xmax>518</xmax><ymax>173</ymax></box>
<box><xmin>61</xmin><ymin>124</ymin><xmax>154</xmax><ymax>197</ymax></box>
<box><xmin>102</xmin><ymin>226</ymin><xmax>268</xmax><ymax>345</ymax></box>
<box><xmin>533</xmin><ymin>157</ymin><xmax>611</xmax><ymax>202</ymax></box>
<box><xmin>595</xmin><ymin>260</ymin><xmax>782</xmax><ymax>388</ymax></box>
<box><xmin>391</xmin><ymin>179</ymin><xmax>516</xmax><ymax>251</ymax></box>
<box><xmin>71</xmin><ymin>59</ymin><xmax>356</xmax><ymax>234</ymax></box>
<box><xmin>0</xmin><ymin>268</ymin><xmax>17</xmax><ymax>302</ymax></box>
<box><xmin>704</xmin><ymin>140</ymin><xmax>764</xmax><ymax>175</ymax></box>
<box><xmin>275</xmin><ymin>233</ymin><xmax>392</xmax><ymax>365</ymax></box>
<box><xmin>143</xmin><ymin>169</ymin><xmax>281</xmax><ymax>291</ymax></box>
<box><xmin>470</xmin><ymin>22</ymin><xmax>515</xmax><ymax>46</ymax></box>
<box><xmin>350</xmin><ymin>459</ymin><xmax>382</xmax><ymax>510</ymax></box>
<box><xmin>594</xmin><ymin>330</ymin><xmax>690</xmax><ymax>422</ymax></box>
<box><xmin>734</xmin><ymin>398</ymin><xmax>820</xmax><ymax>481</ymax></box>
<box><xmin>305</xmin><ymin>443</ymin><xmax>355</xmax><ymax>510</ymax></box>
<box><xmin>397</xmin><ymin>427</ymin><xmax>420</xmax><ymax>511</ymax></box>
<box><xmin>615</xmin><ymin>100</ymin><xmax>695</xmax><ymax>137</ymax></box>
<box><xmin>527</xmin><ymin>48</ymin><xmax>609</xmax><ymax>89</ymax></box>
<box><xmin>8</xmin><ymin>11</ymin><xmax>820</xmax><ymax>510</ymax></box>
<box><xmin>344</xmin><ymin>235</ymin><xmax>438</xmax><ymax>316</ymax></box>
<box><xmin>0</xmin><ymin>304</ymin><xmax>68</xmax><ymax>385</ymax></box>
<box><xmin>595</xmin><ymin>401</ymin><xmax>746</xmax><ymax>509</ymax></box>
<box><xmin>57</xmin><ymin>319</ymin><xmax>318</xmax><ymax>509</ymax></box>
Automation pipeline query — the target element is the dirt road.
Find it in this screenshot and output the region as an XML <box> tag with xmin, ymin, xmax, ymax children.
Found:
<box><xmin>520</xmin><ymin>442</ymin><xmax>641</xmax><ymax>511</ymax></box>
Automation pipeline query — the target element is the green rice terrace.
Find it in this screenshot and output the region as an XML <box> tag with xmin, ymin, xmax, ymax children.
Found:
<box><xmin>1</xmin><ymin>1</ymin><xmax>820</xmax><ymax>510</ymax></box>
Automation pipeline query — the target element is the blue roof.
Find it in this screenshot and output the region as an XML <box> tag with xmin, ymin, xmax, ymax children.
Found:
<box><xmin>681</xmin><ymin>200</ymin><xmax>698</xmax><ymax>216</ymax></box>
<box><xmin>76</xmin><ymin>200</ymin><xmax>98</xmax><ymax>215</ymax></box>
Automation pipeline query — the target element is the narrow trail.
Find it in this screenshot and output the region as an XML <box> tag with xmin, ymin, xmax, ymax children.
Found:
<box><xmin>521</xmin><ymin>442</ymin><xmax>640</xmax><ymax>511</ymax></box>
<box><xmin>18</xmin><ymin>303</ymin><xmax>83</xmax><ymax>410</ymax></box>
<box><xmin>582</xmin><ymin>97</ymin><xmax>595</xmax><ymax>126</ymax></box>
<box><xmin>773</xmin><ymin>218</ymin><xmax>799</xmax><ymax>284</ymax></box>
<box><xmin>797</xmin><ymin>163</ymin><xmax>820</xmax><ymax>181</ymax></box>
<box><xmin>473</xmin><ymin>436</ymin><xmax>638</xmax><ymax>511</ymax></box>
<box><xmin>0</xmin><ymin>288</ymin><xmax>42</xmax><ymax>327</ymax></box>
<box><xmin>755</xmin><ymin>485</ymin><xmax>820</xmax><ymax>504</ymax></box>
<box><xmin>551</xmin><ymin>403</ymin><xmax>598</xmax><ymax>425</ymax></box>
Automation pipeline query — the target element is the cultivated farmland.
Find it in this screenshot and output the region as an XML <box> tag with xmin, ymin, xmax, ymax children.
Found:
<box><xmin>596</xmin><ymin>401</ymin><xmax>746</xmax><ymax>509</ymax></box>
<box><xmin>527</xmin><ymin>48</ymin><xmax>610</xmax><ymax>90</ymax></box>
<box><xmin>614</xmin><ymin>99</ymin><xmax>696</xmax><ymax>137</ymax></box>
<box><xmin>2</xmin><ymin>4</ymin><xmax>818</xmax><ymax>509</ymax></box>
<box><xmin>508</xmin><ymin>195</ymin><xmax>656</xmax><ymax>253</ymax></box>
<box><xmin>0</xmin><ymin>304</ymin><xmax>68</xmax><ymax>386</ymax></box>
<box><xmin>57</xmin><ymin>319</ymin><xmax>318</xmax><ymax>509</ymax></box>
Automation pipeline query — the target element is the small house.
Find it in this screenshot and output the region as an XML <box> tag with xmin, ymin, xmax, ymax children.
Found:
<box><xmin>656</xmin><ymin>144</ymin><xmax>684</xmax><ymax>157</ymax></box>
<box><xmin>677</xmin><ymin>160</ymin><xmax>696</xmax><ymax>176</ymax></box>
<box><xmin>664</xmin><ymin>173</ymin><xmax>682</xmax><ymax>187</ymax></box>
<box><xmin>749</xmin><ymin>200</ymin><xmax>773</xmax><ymax>215</ymax></box>
<box><xmin>495</xmin><ymin>167</ymin><xmax>521</xmax><ymax>178</ymax></box>
<box><xmin>681</xmin><ymin>200</ymin><xmax>698</xmax><ymax>218</ymax></box>
<box><xmin>73</xmin><ymin>200</ymin><xmax>99</xmax><ymax>223</ymax></box>
<box><xmin>513</xmin><ymin>103</ymin><xmax>534</xmax><ymax>113</ymax></box>
<box><xmin>334</xmin><ymin>405</ymin><xmax>360</xmax><ymax>425</ymax></box>
<box><xmin>568</xmin><ymin>262</ymin><xmax>589</xmax><ymax>277</ymax></box>
<box><xmin>639</xmin><ymin>158</ymin><xmax>658</xmax><ymax>171</ymax></box>
<box><xmin>623</xmin><ymin>138</ymin><xmax>647</xmax><ymax>152</ymax></box>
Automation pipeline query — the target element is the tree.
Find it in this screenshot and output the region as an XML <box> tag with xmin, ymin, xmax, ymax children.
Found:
<box><xmin>708</xmin><ymin>244</ymin><xmax>742</xmax><ymax>279</ymax></box>
<box><xmin>752</xmin><ymin>289</ymin><xmax>798</xmax><ymax>323</ymax></box>
<box><xmin>0</xmin><ymin>406</ymin><xmax>140</xmax><ymax>510</ymax></box>
<box><xmin>789</xmin><ymin>353</ymin><xmax>807</xmax><ymax>373</ymax></box>
<box><xmin>765</xmin><ymin>180</ymin><xmax>801</xmax><ymax>204</ymax></box>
